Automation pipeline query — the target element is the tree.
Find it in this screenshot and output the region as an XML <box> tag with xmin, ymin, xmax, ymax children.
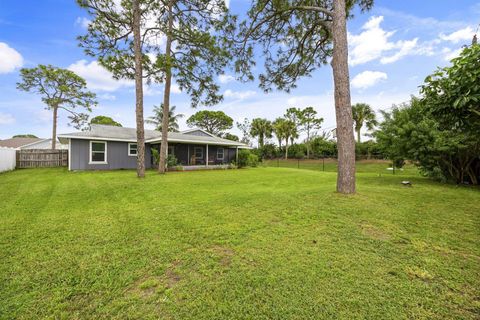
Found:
<box><xmin>298</xmin><ymin>107</ymin><xmax>323</xmax><ymax>158</ymax></box>
<box><xmin>12</xmin><ymin>134</ymin><xmax>38</xmax><ymax>138</ymax></box>
<box><xmin>273</xmin><ymin>118</ymin><xmax>296</xmax><ymax>159</ymax></box>
<box><xmin>236</xmin><ymin>0</ymin><xmax>373</xmax><ymax>193</ymax></box>
<box><xmin>153</xmin><ymin>0</ymin><xmax>235</xmax><ymax>173</ymax></box>
<box><xmin>250</xmin><ymin>118</ymin><xmax>273</xmax><ymax>148</ymax></box>
<box><xmin>352</xmin><ymin>103</ymin><xmax>377</xmax><ymax>143</ymax></box>
<box><xmin>77</xmin><ymin>0</ymin><xmax>164</xmax><ymax>177</ymax></box>
<box><xmin>237</xmin><ymin>118</ymin><xmax>252</xmax><ymax>145</ymax></box>
<box><xmin>17</xmin><ymin>65</ymin><xmax>96</xmax><ymax>149</ymax></box>
<box><xmin>186</xmin><ymin>110</ymin><xmax>233</xmax><ymax>136</ymax></box>
<box><xmin>284</xmin><ymin>108</ymin><xmax>302</xmax><ymax>144</ymax></box>
<box><xmin>90</xmin><ymin>115</ymin><xmax>122</xmax><ymax>127</ymax></box>
<box><xmin>223</xmin><ymin>133</ymin><xmax>239</xmax><ymax>141</ymax></box>
<box><xmin>145</xmin><ymin>105</ymin><xmax>184</xmax><ymax>132</ymax></box>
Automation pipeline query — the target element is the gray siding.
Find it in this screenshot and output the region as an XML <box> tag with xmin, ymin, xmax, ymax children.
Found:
<box><xmin>183</xmin><ymin>130</ymin><xmax>212</xmax><ymax>137</ymax></box>
<box><xmin>70</xmin><ymin>139</ymin><xmax>151</xmax><ymax>170</ymax></box>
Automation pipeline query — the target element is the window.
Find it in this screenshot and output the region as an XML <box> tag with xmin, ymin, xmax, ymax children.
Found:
<box><xmin>128</xmin><ymin>143</ymin><xmax>137</xmax><ymax>156</ymax></box>
<box><xmin>90</xmin><ymin>141</ymin><xmax>107</xmax><ymax>163</ymax></box>
<box><xmin>217</xmin><ymin>147</ymin><xmax>224</xmax><ymax>160</ymax></box>
<box><xmin>168</xmin><ymin>146</ymin><xmax>174</xmax><ymax>155</ymax></box>
<box><xmin>194</xmin><ymin>147</ymin><xmax>203</xmax><ymax>159</ymax></box>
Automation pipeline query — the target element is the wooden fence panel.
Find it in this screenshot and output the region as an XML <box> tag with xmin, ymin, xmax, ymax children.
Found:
<box><xmin>16</xmin><ymin>149</ymin><xmax>68</xmax><ymax>168</ymax></box>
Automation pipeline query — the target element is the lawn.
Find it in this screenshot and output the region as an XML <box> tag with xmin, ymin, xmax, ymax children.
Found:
<box><xmin>0</xmin><ymin>166</ymin><xmax>479</xmax><ymax>319</ymax></box>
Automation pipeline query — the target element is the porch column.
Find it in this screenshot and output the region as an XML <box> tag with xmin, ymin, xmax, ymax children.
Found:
<box><xmin>206</xmin><ymin>144</ymin><xmax>209</xmax><ymax>167</ymax></box>
<box><xmin>187</xmin><ymin>145</ymin><xmax>190</xmax><ymax>165</ymax></box>
<box><xmin>236</xmin><ymin>146</ymin><xmax>239</xmax><ymax>163</ymax></box>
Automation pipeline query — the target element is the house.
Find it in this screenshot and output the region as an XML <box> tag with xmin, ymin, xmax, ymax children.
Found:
<box><xmin>58</xmin><ymin>124</ymin><xmax>248</xmax><ymax>170</ymax></box>
<box><xmin>0</xmin><ymin>137</ymin><xmax>68</xmax><ymax>150</ymax></box>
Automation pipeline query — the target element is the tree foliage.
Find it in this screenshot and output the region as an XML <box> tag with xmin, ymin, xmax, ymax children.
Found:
<box><xmin>352</xmin><ymin>103</ymin><xmax>377</xmax><ymax>143</ymax></box>
<box><xmin>186</xmin><ymin>110</ymin><xmax>233</xmax><ymax>136</ymax></box>
<box><xmin>90</xmin><ymin>115</ymin><xmax>122</xmax><ymax>127</ymax></box>
<box><xmin>17</xmin><ymin>64</ymin><xmax>97</xmax><ymax>149</ymax></box>
<box><xmin>250</xmin><ymin>118</ymin><xmax>273</xmax><ymax>148</ymax></box>
<box><xmin>145</xmin><ymin>104</ymin><xmax>184</xmax><ymax>132</ymax></box>
<box><xmin>12</xmin><ymin>134</ymin><xmax>38</xmax><ymax>138</ymax></box>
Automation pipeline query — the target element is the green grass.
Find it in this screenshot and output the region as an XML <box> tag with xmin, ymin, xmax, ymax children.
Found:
<box><xmin>0</xmin><ymin>167</ymin><xmax>479</xmax><ymax>319</ymax></box>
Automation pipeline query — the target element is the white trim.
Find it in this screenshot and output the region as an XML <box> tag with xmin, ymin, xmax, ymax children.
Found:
<box><xmin>128</xmin><ymin>142</ymin><xmax>137</xmax><ymax>156</ymax></box>
<box><xmin>68</xmin><ymin>138</ymin><xmax>71</xmax><ymax>171</ymax></box>
<box><xmin>206</xmin><ymin>144</ymin><xmax>209</xmax><ymax>167</ymax></box>
<box><xmin>89</xmin><ymin>140</ymin><xmax>108</xmax><ymax>164</ymax></box>
<box><xmin>181</xmin><ymin>128</ymin><xmax>216</xmax><ymax>137</ymax></box>
<box><xmin>194</xmin><ymin>146</ymin><xmax>203</xmax><ymax>160</ymax></box>
<box><xmin>217</xmin><ymin>147</ymin><xmax>224</xmax><ymax>160</ymax></box>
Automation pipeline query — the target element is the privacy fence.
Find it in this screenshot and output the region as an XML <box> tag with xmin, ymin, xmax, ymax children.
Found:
<box><xmin>16</xmin><ymin>149</ymin><xmax>68</xmax><ymax>169</ymax></box>
<box><xmin>0</xmin><ymin>147</ymin><xmax>16</xmax><ymax>173</ymax></box>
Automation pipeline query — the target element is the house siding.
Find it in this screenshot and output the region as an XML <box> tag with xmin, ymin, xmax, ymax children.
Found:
<box><xmin>183</xmin><ymin>130</ymin><xmax>212</xmax><ymax>137</ymax></box>
<box><xmin>70</xmin><ymin>139</ymin><xmax>151</xmax><ymax>170</ymax></box>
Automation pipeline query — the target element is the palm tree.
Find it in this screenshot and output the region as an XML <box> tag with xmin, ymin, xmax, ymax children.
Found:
<box><xmin>146</xmin><ymin>104</ymin><xmax>184</xmax><ymax>132</ymax></box>
<box><xmin>352</xmin><ymin>103</ymin><xmax>378</xmax><ymax>143</ymax></box>
<box><xmin>273</xmin><ymin>118</ymin><xmax>296</xmax><ymax>159</ymax></box>
<box><xmin>250</xmin><ymin>118</ymin><xmax>273</xmax><ymax>148</ymax></box>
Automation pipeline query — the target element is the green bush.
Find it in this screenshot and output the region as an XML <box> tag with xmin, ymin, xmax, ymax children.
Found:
<box><xmin>236</xmin><ymin>149</ymin><xmax>259</xmax><ymax>168</ymax></box>
<box><xmin>167</xmin><ymin>154</ymin><xmax>178</xmax><ymax>167</ymax></box>
<box><xmin>151</xmin><ymin>148</ymin><xmax>160</xmax><ymax>165</ymax></box>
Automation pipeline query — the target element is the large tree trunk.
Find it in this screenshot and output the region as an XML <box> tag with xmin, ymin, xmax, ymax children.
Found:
<box><xmin>356</xmin><ymin>128</ymin><xmax>361</xmax><ymax>143</ymax></box>
<box><xmin>285</xmin><ymin>139</ymin><xmax>289</xmax><ymax>159</ymax></box>
<box><xmin>51</xmin><ymin>106</ymin><xmax>57</xmax><ymax>150</ymax></box>
<box><xmin>306</xmin><ymin>130</ymin><xmax>310</xmax><ymax>159</ymax></box>
<box><xmin>159</xmin><ymin>1</ymin><xmax>174</xmax><ymax>174</ymax></box>
<box><xmin>133</xmin><ymin>0</ymin><xmax>145</xmax><ymax>178</ymax></box>
<box><xmin>332</xmin><ymin>0</ymin><xmax>356</xmax><ymax>194</ymax></box>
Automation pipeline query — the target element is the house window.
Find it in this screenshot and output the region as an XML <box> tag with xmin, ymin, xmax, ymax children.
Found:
<box><xmin>128</xmin><ymin>143</ymin><xmax>137</xmax><ymax>156</ymax></box>
<box><xmin>90</xmin><ymin>141</ymin><xmax>107</xmax><ymax>163</ymax></box>
<box><xmin>217</xmin><ymin>147</ymin><xmax>224</xmax><ymax>160</ymax></box>
<box><xmin>194</xmin><ymin>147</ymin><xmax>203</xmax><ymax>159</ymax></box>
<box><xmin>168</xmin><ymin>146</ymin><xmax>174</xmax><ymax>155</ymax></box>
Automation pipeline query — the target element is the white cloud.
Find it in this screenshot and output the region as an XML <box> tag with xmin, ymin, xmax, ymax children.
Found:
<box><xmin>349</xmin><ymin>16</ymin><xmax>431</xmax><ymax>66</ymax></box>
<box><xmin>351</xmin><ymin>71</ymin><xmax>387</xmax><ymax>89</ymax></box>
<box><xmin>98</xmin><ymin>93</ymin><xmax>116</xmax><ymax>101</ymax></box>
<box><xmin>439</xmin><ymin>26</ymin><xmax>475</xmax><ymax>43</ymax></box>
<box><xmin>219</xmin><ymin>74</ymin><xmax>235</xmax><ymax>84</ymax></box>
<box><xmin>441</xmin><ymin>47</ymin><xmax>463</xmax><ymax>61</ymax></box>
<box><xmin>0</xmin><ymin>42</ymin><xmax>23</xmax><ymax>74</ymax></box>
<box><xmin>0</xmin><ymin>112</ymin><xmax>15</xmax><ymax>125</ymax></box>
<box><xmin>68</xmin><ymin>60</ymin><xmax>133</xmax><ymax>91</ymax></box>
<box><xmin>75</xmin><ymin>17</ymin><xmax>90</xmax><ymax>29</ymax></box>
<box><xmin>224</xmin><ymin>89</ymin><xmax>256</xmax><ymax>100</ymax></box>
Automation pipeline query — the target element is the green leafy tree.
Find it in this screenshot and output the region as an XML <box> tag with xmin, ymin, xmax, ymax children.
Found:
<box><xmin>145</xmin><ymin>105</ymin><xmax>184</xmax><ymax>132</ymax></box>
<box><xmin>17</xmin><ymin>65</ymin><xmax>96</xmax><ymax>149</ymax></box>
<box><xmin>235</xmin><ymin>0</ymin><xmax>374</xmax><ymax>194</ymax></box>
<box><xmin>352</xmin><ymin>103</ymin><xmax>377</xmax><ymax>143</ymax></box>
<box><xmin>90</xmin><ymin>115</ymin><xmax>122</xmax><ymax>127</ymax></box>
<box><xmin>187</xmin><ymin>110</ymin><xmax>233</xmax><ymax>136</ymax></box>
<box><xmin>12</xmin><ymin>134</ymin><xmax>38</xmax><ymax>138</ymax></box>
<box><xmin>299</xmin><ymin>107</ymin><xmax>323</xmax><ymax>158</ymax></box>
<box><xmin>250</xmin><ymin>118</ymin><xmax>273</xmax><ymax>148</ymax></box>
<box><xmin>223</xmin><ymin>133</ymin><xmax>239</xmax><ymax>141</ymax></box>
<box><xmin>284</xmin><ymin>108</ymin><xmax>302</xmax><ymax>145</ymax></box>
<box><xmin>78</xmin><ymin>0</ymin><xmax>164</xmax><ymax>177</ymax></box>
<box><xmin>152</xmin><ymin>0</ymin><xmax>235</xmax><ymax>173</ymax></box>
<box><xmin>273</xmin><ymin>118</ymin><xmax>296</xmax><ymax>159</ymax></box>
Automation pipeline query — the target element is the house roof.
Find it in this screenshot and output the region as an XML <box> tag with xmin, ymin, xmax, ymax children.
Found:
<box><xmin>0</xmin><ymin>137</ymin><xmax>43</xmax><ymax>149</ymax></box>
<box><xmin>58</xmin><ymin>124</ymin><xmax>247</xmax><ymax>147</ymax></box>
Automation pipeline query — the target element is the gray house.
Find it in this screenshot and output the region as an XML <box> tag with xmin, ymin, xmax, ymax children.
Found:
<box><xmin>58</xmin><ymin>124</ymin><xmax>247</xmax><ymax>170</ymax></box>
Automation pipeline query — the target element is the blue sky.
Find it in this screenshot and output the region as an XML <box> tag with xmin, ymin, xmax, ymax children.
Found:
<box><xmin>0</xmin><ymin>0</ymin><xmax>479</xmax><ymax>141</ymax></box>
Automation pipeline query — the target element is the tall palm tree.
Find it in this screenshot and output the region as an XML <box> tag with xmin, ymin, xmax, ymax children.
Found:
<box><xmin>352</xmin><ymin>103</ymin><xmax>378</xmax><ymax>143</ymax></box>
<box><xmin>273</xmin><ymin>118</ymin><xmax>296</xmax><ymax>159</ymax></box>
<box><xmin>250</xmin><ymin>118</ymin><xmax>273</xmax><ymax>148</ymax></box>
<box><xmin>145</xmin><ymin>104</ymin><xmax>184</xmax><ymax>132</ymax></box>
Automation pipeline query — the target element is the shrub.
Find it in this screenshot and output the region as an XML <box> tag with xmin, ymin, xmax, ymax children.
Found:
<box><xmin>236</xmin><ymin>149</ymin><xmax>259</xmax><ymax>168</ymax></box>
<box><xmin>167</xmin><ymin>154</ymin><xmax>178</xmax><ymax>167</ymax></box>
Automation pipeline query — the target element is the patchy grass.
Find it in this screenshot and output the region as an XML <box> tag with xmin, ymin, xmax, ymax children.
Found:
<box><xmin>0</xmin><ymin>167</ymin><xmax>479</xmax><ymax>319</ymax></box>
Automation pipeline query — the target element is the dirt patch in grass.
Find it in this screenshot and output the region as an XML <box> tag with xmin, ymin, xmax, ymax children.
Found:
<box><xmin>211</xmin><ymin>246</ymin><xmax>234</xmax><ymax>267</ymax></box>
<box><xmin>164</xmin><ymin>260</ymin><xmax>182</xmax><ymax>288</ymax></box>
<box><xmin>360</xmin><ymin>222</ymin><xmax>391</xmax><ymax>241</ymax></box>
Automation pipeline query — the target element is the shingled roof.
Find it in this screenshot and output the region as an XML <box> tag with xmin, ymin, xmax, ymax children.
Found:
<box><xmin>58</xmin><ymin>124</ymin><xmax>247</xmax><ymax>147</ymax></box>
<box><xmin>0</xmin><ymin>137</ymin><xmax>43</xmax><ymax>149</ymax></box>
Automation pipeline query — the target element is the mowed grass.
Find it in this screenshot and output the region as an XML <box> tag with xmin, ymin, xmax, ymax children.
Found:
<box><xmin>0</xmin><ymin>167</ymin><xmax>479</xmax><ymax>319</ymax></box>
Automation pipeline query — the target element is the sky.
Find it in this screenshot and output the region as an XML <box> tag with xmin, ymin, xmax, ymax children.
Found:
<box><xmin>0</xmin><ymin>0</ymin><xmax>479</xmax><ymax>142</ymax></box>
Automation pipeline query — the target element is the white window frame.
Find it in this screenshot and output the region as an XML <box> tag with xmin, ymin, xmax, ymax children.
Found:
<box><xmin>217</xmin><ymin>147</ymin><xmax>224</xmax><ymax>160</ymax></box>
<box><xmin>128</xmin><ymin>143</ymin><xmax>137</xmax><ymax>156</ymax></box>
<box><xmin>194</xmin><ymin>146</ymin><xmax>203</xmax><ymax>160</ymax></box>
<box><xmin>89</xmin><ymin>141</ymin><xmax>107</xmax><ymax>164</ymax></box>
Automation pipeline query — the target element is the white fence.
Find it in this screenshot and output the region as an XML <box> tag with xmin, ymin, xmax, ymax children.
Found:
<box><xmin>0</xmin><ymin>147</ymin><xmax>16</xmax><ymax>173</ymax></box>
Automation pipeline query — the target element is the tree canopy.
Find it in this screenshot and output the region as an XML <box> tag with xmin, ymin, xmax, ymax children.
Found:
<box><xmin>186</xmin><ymin>110</ymin><xmax>233</xmax><ymax>136</ymax></box>
<box><xmin>12</xmin><ymin>134</ymin><xmax>38</xmax><ymax>138</ymax></box>
<box><xmin>90</xmin><ymin>115</ymin><xmax>122</xmax><ymax>127</ymax></box>
<box><xmin>145</xmin><ymin>104</ymin><xmax>184</xmax><ymax>132</ymax></box>
<box><xmin>250</xmin><ymin>118</ymin><xmax>273</xmax><ymax>148</ymax></box>
<box><xmin>16</xmin><ymin>64</ymin><xmax>97</xmax><ymax>149</ymax></box>
<box><xmin>352</xmin><ymin>103</ymin><xmax>377</xmax><ymax>143</ymax></box>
